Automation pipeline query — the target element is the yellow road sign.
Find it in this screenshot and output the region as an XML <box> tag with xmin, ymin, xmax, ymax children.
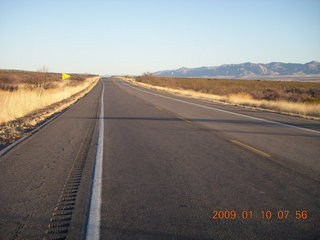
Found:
<box><xmin>62</xmin><ymin>73</ymin><xmax>71</xmax><ymax>80</ymax></box>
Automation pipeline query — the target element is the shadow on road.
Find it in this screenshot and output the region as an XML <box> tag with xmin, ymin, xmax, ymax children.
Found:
<box><xmin>66</xmin><ymin>116</ymin><xmax>320</xmax><ymax>137</ymax></box>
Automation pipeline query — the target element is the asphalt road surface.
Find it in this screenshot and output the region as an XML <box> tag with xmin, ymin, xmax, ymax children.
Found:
<box><xmin>0</xmin><ymin>78</ymin><xmax>319</xmax><ymax>240</ymax></box>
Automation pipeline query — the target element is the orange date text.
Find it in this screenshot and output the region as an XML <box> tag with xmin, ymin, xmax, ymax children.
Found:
<box><xmin>211</xmin><ymin>210</ymin><xmax>308</xmax><ymax>220</ymax></box>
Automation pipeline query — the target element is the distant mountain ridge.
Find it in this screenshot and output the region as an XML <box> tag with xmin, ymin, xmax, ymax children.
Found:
<box><xmin>154</xmin><ymin>61</ymin><xmax>320</xmax><ymax>79</ymax></box>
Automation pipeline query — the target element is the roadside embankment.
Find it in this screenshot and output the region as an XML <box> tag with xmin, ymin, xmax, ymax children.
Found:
<box><xmin>0</xmin><ymin>75</ymin><xmax>100</xmax><ymax>147</ymax></box>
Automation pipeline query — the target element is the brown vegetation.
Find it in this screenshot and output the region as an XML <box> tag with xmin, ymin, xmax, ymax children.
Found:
<box><xmin>0</xmin><ymin>69</ymin><xmax>95</xmax><ymax>90</ymax></box>
<box><xmin>136</xmin><ymin>74</ymin><xmax>320</xmax><ymax>103</ymax></box>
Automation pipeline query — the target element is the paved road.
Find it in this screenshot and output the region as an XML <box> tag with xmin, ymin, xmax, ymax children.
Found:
<box><xmin>0</xmin><ymin>78</ymin><xmax>319</xmax><ymax>239</ymax></box>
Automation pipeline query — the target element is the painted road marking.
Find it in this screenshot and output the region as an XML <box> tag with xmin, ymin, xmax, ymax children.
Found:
<box><xmin>86</xmin><ymin>84</ymin><xmax>104</xmax><ymax>240</ymax></box>
<box><xmin>178</xmin><ymin>117</ymin><xmax>192</xmax><ymax>124</ymax></box>
<box><xmin>231</xmin><ymin>140</ymin><xmax>271</xmax><ymax>157</ymax></box>
<box><xmin>155</xmin><ymin>106</ymin><xmax>164</xmax><ymax>111</ymax></box>
<box><xmin>121</xmin><ymin>81</ymin><xmax>320</xmax><ymax>135</ymax></box>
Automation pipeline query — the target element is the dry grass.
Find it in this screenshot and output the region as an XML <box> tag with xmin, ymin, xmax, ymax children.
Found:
<box><xmin>227</xmin><ymin>93</ymin><xmax>320</xmax><ymax>117</ymax></box>
<box><xmin>118</xmin><ymin>76</ymin><xmax>320</xmax><ymax>119</ymax></box>
<box><xmin>0</xmin><ymin>76</ymin><xmax>99</xmax><ymax>124</ymax></box>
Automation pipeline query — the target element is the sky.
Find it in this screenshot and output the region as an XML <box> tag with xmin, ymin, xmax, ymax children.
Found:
<box><xmin>0</xmin><ymin>0</ymin><xmax>319</xmax><ymax>75</ymax></box>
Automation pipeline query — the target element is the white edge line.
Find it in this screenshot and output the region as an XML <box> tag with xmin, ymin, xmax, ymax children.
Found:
<box><xmin>120</xmin><ymin>80</ymin><xmax>320</xmax><ymax>135</ymax></box>
<box><xmin>85</xmin><ymin>84</ymin><xmax>104</xmax><ymax>240</ymax></box>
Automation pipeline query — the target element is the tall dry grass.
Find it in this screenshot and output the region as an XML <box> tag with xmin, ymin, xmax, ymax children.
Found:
<box><xmin>227</xmin><ymin>93</ymin><xmax>320</xmax><ymax>117</ymax></box>
<box><xmin>119</xmin><ymin>76</ymin><xmax>320</xmax><ymax>119</ymax></box>
<box><xmin>0</xmin><ymin>77</ymin><xmax>99</xmax><ymax>124</ymax></box>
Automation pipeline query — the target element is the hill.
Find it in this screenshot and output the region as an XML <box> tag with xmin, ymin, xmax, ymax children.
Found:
<box><xmin>154</xmin><ymin>61</ymin><xmax>320</xmax><ymax>80</ymax></box>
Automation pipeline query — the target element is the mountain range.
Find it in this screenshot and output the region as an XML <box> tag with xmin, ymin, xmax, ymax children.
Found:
<box><xmin>154</xmin><ymin>61</ymin><xmax>320</xmax><ymax>79</ymax></box>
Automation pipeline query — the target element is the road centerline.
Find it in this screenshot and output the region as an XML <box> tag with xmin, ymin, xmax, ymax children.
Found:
<box><xmin>85</xmin><ymin>83</ymin><xmax>104</xmax><ymax>240</ymax></box>
<box><xmin>231</xmin><ymin>139</ymin><xmax>271</xmax><ymax>157</ymax></box>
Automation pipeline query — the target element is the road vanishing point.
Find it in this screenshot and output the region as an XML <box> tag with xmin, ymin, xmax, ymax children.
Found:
<box><xmin>0</xmin><ymin>78</ymin><xmax>319</xmax><ymax>239</ymax></box>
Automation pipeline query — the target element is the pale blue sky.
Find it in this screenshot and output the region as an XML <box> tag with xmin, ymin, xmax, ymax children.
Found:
<box><xmin>0</xmin><ymin>0</ymin><xmax>319</xmax><ymax>75</ymax></box>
